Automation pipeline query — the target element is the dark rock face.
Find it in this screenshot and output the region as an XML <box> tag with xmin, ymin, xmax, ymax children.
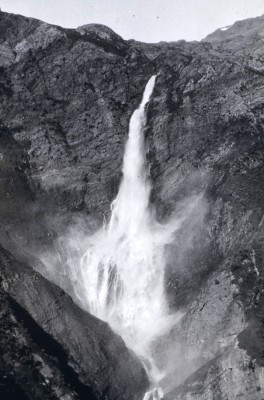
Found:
<box><xmin>0</xmin><ymin>245</ymin><xmax>148</xmax><ymax>399</ymax></box>
<box><xmin>1</xmin><ymin>9</ymin><xmax>264</xmax><ymax>399</ymax></box>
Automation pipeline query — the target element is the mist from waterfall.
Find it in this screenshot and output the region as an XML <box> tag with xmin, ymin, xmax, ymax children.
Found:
<box><xmin>76</xmin><ymin>77</ymin><xmax>167</xmax><ymax>395</ymax></box>
<box><xmin>36</xmin><ymin>74</ymin><xmax>207</xmax><ymax>399</ymax></box>
<box><xmin>63</xmin><ymin>76</ymin><xmax>200</xmax><ymax>398</ymax></box>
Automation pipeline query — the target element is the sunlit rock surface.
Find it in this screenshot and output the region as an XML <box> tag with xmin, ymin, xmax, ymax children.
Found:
<box><xmin>1</xmin><ymin>9</ymin><xmax>264</xmax><ymax>399</ymax></box>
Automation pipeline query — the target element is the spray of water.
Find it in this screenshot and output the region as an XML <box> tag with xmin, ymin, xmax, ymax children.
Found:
<box><xmin>76</xmin><ymin>76</ymin><xmax>195</xmax><ymax>398</ymax></box>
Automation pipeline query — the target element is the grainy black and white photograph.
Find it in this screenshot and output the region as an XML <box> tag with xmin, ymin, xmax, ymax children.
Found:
<box><xmin>1</xmin><ymin>1</ymin><xmax>264</xmax><ymax>399</ymax></box>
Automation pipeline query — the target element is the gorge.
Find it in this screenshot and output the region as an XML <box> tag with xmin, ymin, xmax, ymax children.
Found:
<box><xmin>0</xmin><ymin>9</ymin><xmax>264</xmax><ymax>400</ymax></box>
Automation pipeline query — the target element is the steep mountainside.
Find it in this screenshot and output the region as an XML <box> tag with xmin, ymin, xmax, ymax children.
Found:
<box><xmin>1</xmin><ymin>10</ymin><xmax>264</xmax><ymax>399</ymax></box>
<box><xmin>0</xmin><ymin>246</ymin><xmax>148</xmax><ymax>400</ymax></box>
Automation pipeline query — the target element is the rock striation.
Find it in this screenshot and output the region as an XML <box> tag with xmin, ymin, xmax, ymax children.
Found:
<box><xmin>1</xmin><ymin>9</ymin><xmax>264</xmax><ymax>399</ymax></box>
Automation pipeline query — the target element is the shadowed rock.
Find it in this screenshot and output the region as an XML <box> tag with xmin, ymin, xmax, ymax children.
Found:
<box><xmin>0</xmin><ymin>245</ymin><xmax>148</xmax><ymax>399</ymax></box>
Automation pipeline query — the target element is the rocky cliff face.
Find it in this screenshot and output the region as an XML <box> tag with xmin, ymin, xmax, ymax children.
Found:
<box><xmin>1</xmin><ymin>9</ymin><xmax>264</xmax><ymax>399</ymax></box>
<box><xmin>0</xmin><ymin>244</ymin><xmax>148</xmax><ymax>400</ymax></box>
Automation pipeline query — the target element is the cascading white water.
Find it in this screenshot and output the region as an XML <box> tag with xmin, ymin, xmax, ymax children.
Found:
<box><xmin>79</xmin><ymin>76</ymin><xmax>183</xmax><ymax>399</ymax></box>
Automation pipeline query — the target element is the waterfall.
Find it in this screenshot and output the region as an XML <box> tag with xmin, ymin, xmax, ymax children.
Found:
<box><xmin>79</xmin><ymin>76</ymin><xmax>180</xmax><ymax>398</ymax></box>
<box><xmin>38</xmin><ymin>75</ymin><xmax>204</xmax><ymax>399</ymax></box>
